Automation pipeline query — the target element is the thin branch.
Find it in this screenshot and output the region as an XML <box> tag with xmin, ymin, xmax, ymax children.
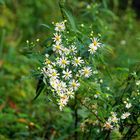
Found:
<box><xmin>79</xmin><ymin>100</ymin><xmax>104</xmax><ymax>123</ymax></box>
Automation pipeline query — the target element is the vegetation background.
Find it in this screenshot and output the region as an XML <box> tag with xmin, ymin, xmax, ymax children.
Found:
<box><xmin>0</xmin><ymin>0</ymin><xmax>140</xmax><ymax>139</ymax></box>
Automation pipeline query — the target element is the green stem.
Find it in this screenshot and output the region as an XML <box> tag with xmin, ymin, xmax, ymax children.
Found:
<box><xmin>74</xmin><ymin>93</ymin><xmax>78</xmax><ymax>140</ymax></box>
<box><xmin>59</xmin><ymin>0</ymin><xmax>66</xmax><ymax>20</ymax></box>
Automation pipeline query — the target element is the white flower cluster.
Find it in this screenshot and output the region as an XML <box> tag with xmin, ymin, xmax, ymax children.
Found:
<box><xmin>104</xmin><ymin>111</ymin><xmax>131</xmax><ymax>130</ymax></box>
<box><xmin>88</xmin><ymin>37</ymin><xmax>102</xmax><ymax>54</ymax></box>
<box><xmin>104</xmin><ymin>112</ymin><xmax>119</xmax><ymax>130</ymax></box>
<box><xmin>41</xmin><ymin>21</ymin><xmax>102</xmax><ymax>110</ymax></box>
<box><xmin>123</xmin><ymin>101</ymin><xmax>132</xmax><ymax>109</ymax></box>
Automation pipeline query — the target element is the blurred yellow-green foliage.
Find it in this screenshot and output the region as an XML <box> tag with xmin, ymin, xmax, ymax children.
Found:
<box><xmin>0</xmin><ymin>0</ymin><xmax>140</xmax><ymax>139</ymax></box>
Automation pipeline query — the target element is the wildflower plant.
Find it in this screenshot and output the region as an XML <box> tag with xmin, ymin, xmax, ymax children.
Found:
<box><xmin>40</xmin><ymin>21</ymin><xmax>103</xmax><ymax>111</ymax></box>
<box><xmin>26</xmin><ymin>1</ymin><xmax>140</xmax><ymax>139</ymax></box>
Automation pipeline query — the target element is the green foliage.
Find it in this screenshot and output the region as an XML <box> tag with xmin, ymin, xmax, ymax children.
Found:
<box><xmin>0</xmin><ymin>0</ymin><xmax>140</xmax><ymax>140</ymax></box>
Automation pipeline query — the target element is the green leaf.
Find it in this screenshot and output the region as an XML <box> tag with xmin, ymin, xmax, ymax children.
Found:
<box><xmin>33</xmin><ymin>75</ymin><xmax>45</xmax><ymax>100</ymax></box>
<box><xmin>39</xmin><ymin>23</ymin><xmax>50</xmax><ymax>29</ymax></box>
<box><xmin>62</xmin><ymin>8</ymin><xmax>78</xmax><ymax>32</ymax></box>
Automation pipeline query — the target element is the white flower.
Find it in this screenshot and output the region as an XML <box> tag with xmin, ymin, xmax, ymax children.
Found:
<box><xmin>70</xmin><ymin>45</ymin><xmax>77</xmax><ymax>54</ymax></box>
<box><xmin>88</xmin><ymin>43</ymin><xmax>98</xmax><ymax>54</ymax></box>
<box><xmin>103</xmin><ymin>122</ymin><xmax>113</xmax><ymax>130</ymax></box>
<box><xmin>94</xmin><ymin>94</ymin><xmax>99</xmax><ymax>98</ymax></box>
<box><xmin>91</xmin><ymin>37</ymin><xmax>101</xmax><ymax>48</ymax></box>
<box><xmin>93</xmin><ymin>71</ymin><xmax>98</xmax><ymax>74</ymax></box>
<box><xmin>108</xmin><ymin>113</ymin><xmax>119</xmax><ymax>124</ymax></box>
<box><xmin>60</xmin><ymin>94</ymin><xmax>69</xmax><ymax>105</ymax></box>
<box><xmin>81</xmin><ymin>67</ymin><xmax>92</xmax><ymax>78</ymax></box>
<box><xmin>88</xmin><ymin>38</ymin><xmax>101</xmax><ymax>54</ymax></box>
<box><xmin>121</xmin><ymin>112</ymin><xmax>130</xmax><ymax>119</ymax></box>
<box><xmin>53</xmin><ymin>43</ymin><xmax>63</xmax><ymax>54</ymax></box>
<box><xmin>50</xmin><ymin>78</ymin><xmax>60</xmax><ymax>89</ymax></box>
<box><xmin>69</xmin><ymin>79</ymin><xmax>80</xmax><ymax>91</ymax></box>
<box><xmin>45</xmin><ymin>54</ymin><xmax>49</xmax><ymax>58</ymax></box>
<box><xmin>56</xmin><ymin>81</ymin><xmax>67</xmax><ymax>94</ymax></box>
<box><xmin>57</xmin><ymin>56</ymin><xmax>69</xmax><ymax>68</ymax></box>
<box><xmin>41</xmin><ymin>67</ymin><xmax>49</xmax><ymax>78</ymax></box>
<box><xmin>53</xmin><ymin>33</ymin><xmax>61</xmax><ymax>43</ymax></box>
<box><xmin>126</xmin><ymin>103</ymin><xmax>132</xmax><ymax>109</ymax></box>
<box><xmin>58</xmin><ymin>94</ymin><xmax>69</xmax><ymax>111</ymax></box>
<box><xmin>106</xmin><ymin>87</ymin><xmax>110</xmax><ymax>91</ymax></box>
<box><xmin>55</xmin><ymin>21</ymin><xmax>65</xmax><ymax>32</ymax></box>
<box><xmin>73</xmin><ymin>57</ymin><xmax>84</xmax><ymax>67</ymax></box>
<box><xmin>66</xmin><ymin>89</ymin><xmax>74</xmax><ymax>98</ymax></box>
<box><xmin>58</xmin><ymin>102</ymin><xmax>65</xmax><ymax>111</ymax></box>
<box><xmin>49</xmin><ymin>69</ymin><xmax>60</xmax><ymax>79</ymax></box>
<box><xmin>136</xmin><ymin>80</ymin><xmax>140</xmax><ymax>86</ymax></box>
<box><xmin>62</xmin><ymin>69</ymin><xmax>72</xmax><ymax>80</ymax></box>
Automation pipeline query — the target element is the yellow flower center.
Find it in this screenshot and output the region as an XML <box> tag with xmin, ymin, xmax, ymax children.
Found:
<box><xmin>55</xmin><ymin>35</ymin><xmax>60</xmax><ymax>41</ymax></box>
<box><xmin>91</xmin><ymin>47</ymin><xmax>95</xmax><ymax>51</ymax></box>
<box><xmin>52</xmin><ymin>72</ymin><xmax>57</xmax><ymax>77</ymax></box>
<box><xmin>55</xmin><ymin>45</ymin><xmax>61</xmax><ymax>50</ymax></box>
<box><xmin>93</xmin><ymin>40</ymin><xmax>97</xmax><ymax>46</ymax></box>
<box><xmin>62</xmin><ymin>59</ymin><xmax>67</xmax><ymax>65</ymax></box>
<box><xmin>105</xmin><ymin>123</ymin><xmax>112</xmax><ymax>129</ymax></box>
<box><xmin>58</xmin><ymin>25</ymin><xmax>62</xmax><ymax>29</ymax></box>
<box><xmin>75</xmin><ymin>59</ymin><xmax>80</xmax><ymax>64</ymax></box>
<box><xmin>84</xmin><ymin>69</ymin><xmax>89</xmax><ymax>75</ymax></box>
<box><xmin>61</xmin><ymin>95</ymin><xmax>67</xmax><ymax>100</ymax></box>
<box><xmin>65</xmin><ymin>72</ymin><xmax>69</xmax><ymax>76</ymax></box>
<box><xmin>45</xmin><ymin>59</ymin><xmax>51</xmax><ymax>64</ymax></box>
<box><xmin>72</xmin><ymin>82</ymin><xmax>76</xmax><ymax>87</ymax></box>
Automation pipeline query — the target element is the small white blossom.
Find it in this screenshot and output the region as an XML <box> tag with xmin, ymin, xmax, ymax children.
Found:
<box><xmin>56</xmin><ymin>81</ymin><xmax>67</xmax><ymax>94</ymax></box>
<box><xmin>136</xmin><ymin>80</ymin><xmax>140</xmax><ymax>86</ymax></box>
<box><xmin>106</xmin><ymin>87</ymin><xmax>110</xmax><ymax>91</ymax></box>
<box><xmin>36</xmin><ymin>38</ymin><xmax>40</xmax><ymax>42</ymax></box>
<box><xmin>62</xmin><ymin>69</ymin><xmax>72</xmax><ymax>80</ymax></box>
<box><xmin>88</xmin><ymin>38</ymin><xmax>101</xmax><ymax>54</ymax></box>
<box><xmin>73</xmin><ymin>57</ymin><xmax>84</xmax><ymax>67</ymax></box>
<box><xmin>69</xmin><ymin>79</ymin><xmax>80</xmax><ymax>91</ymax></box>
<box><xmin>121</xmin><ymin>112</ymin><xmax>130</xmax><ymax>119</ymax></box>
<box><xmin>45</xmin><ymin>54</ymin><xmax>49</xmax><ymax>58</ymax></box>
<box><xmin>58</xmin><ymin>94</ymin><xmax>69</xmax><ymax>111</ymax></box>
<box><xmin>103</xmin><ymin>122</ymin><xmax>113</xmax><ymax>130</ymax></box>
<box><xmin>57</xmin><ymin>56</ymin><xmax>70</xmax><ymax>68</ymax></box>
<box><xmin>26</xmin><ymin>40</ymin><xmax>29</xmax><ymax>44</ymax></box>
<box><xmin>100</xmin><ymin>79</ymin><xmax>103</xmax><ymax>83</ymax></box>
<box><xmin>91</xmin><ymin>38</ymin><xmax>101</xmax><ymax>48</ymax></box>
<box><xmin>53</xmin><ymin>33</ymin><xmax>62</xmax><ymax>43</ymax></box>
<box><xmin>66</xmin><ymin>89</ymin><xmax>74</xmax><ymax>98</ymax></box>
<box><xmin>108</xmin><ymin>112</ymin><xmax>119</xmax><ymax>123</ymax></box>
<box><xmin>126</xmin><ymin>103</ymin><xmax>132</xmax><ymax>109</ymax></box>
<box><xmin>94</xmin><ymin>94</ymin><xmax>99</xmax><ymax>98</ymax></box>
<box><xmin>88</xmin><ymin>44</ymin><xmax>97</xmax><ymax>54</ymax></box>
<box><xmin>49</xmin><ymin>69</ymin><xmax>60</xmax><ymax>79</ymax></box>
<box><xmin>55</xmin><ymin>22</ymin><xmax>65</xmax><ymax>32</ymax></box>
<box><xmin>93</xmin><ymin>71</ymin><xmax>98</xmax><ymax>74</ymax></box>
<box><xmin>81</xmin><ymin>67</ymin><xmax>92</xmax><ymax>78</ymax></box>
<box><xmin>53</xmin><ymin>43</ymin><xmax>63</xmax><ymax>54</ymax></box>
<box><xmin>50</xmin><ymin>78</ymin><xmax>60</xmax><ymax>89</ymax></box>
<box><xmin>70</xmin><ymin>45</ymin><xmax>77</xmax><ymax>54</ymax></box>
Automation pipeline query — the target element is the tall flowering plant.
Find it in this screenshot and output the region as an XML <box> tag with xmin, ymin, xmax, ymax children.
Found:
<box><xmin>40</xmin><ymin>21</ymin><xmax>103</xmax><ymax>111</ymax></box>
<box><xmin>26</xmin><ymin>1</ymin><xmax>140</xmax><ymax>139</ymax></box>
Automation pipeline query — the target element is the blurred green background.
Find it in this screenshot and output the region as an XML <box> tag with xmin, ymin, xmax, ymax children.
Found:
<box><xmin>0</xmin><ymin>0</ymin><xmax>140</xmax><ymax>139</ymax></box>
